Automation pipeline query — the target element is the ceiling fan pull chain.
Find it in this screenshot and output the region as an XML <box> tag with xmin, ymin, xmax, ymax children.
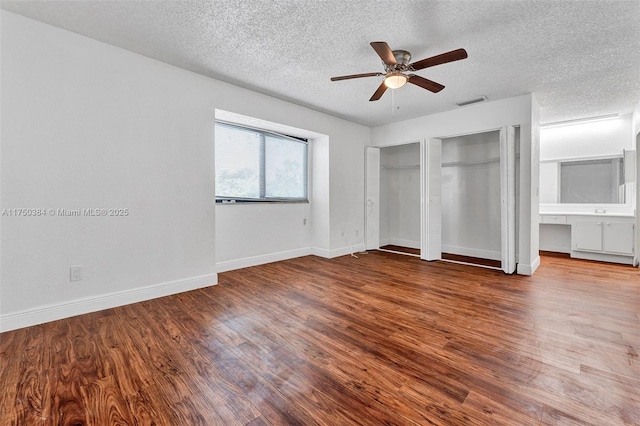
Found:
<box><xmin>392</xmin><ymin>89</ymin><xmax>395</xmax><ymax>116</ymax></box>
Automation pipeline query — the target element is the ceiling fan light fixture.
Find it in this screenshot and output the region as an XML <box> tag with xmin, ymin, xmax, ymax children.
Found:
<box><xmin>384</xmin><ymin>72</ymin><xmax>408</xmax><ymax>89</ymax></box>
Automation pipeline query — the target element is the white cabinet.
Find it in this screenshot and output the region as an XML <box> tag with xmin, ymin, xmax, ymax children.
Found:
<box><xmin>575</xmin><ymin>221</ymin><xmax>604</xmax><ymax>251</ymax></box>
<box><xmin>574</xmin><ymin>219</ymin><xmax>634</xmax><ymax>255</ymax></box>
<box><xmin>602</xmin><ymin>222</ymin><xmax>635</xmax><ymax>254</ymax></box>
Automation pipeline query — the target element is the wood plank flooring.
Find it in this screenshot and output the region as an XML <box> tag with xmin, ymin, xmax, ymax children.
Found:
<box><xmin>1</xmin><ymin>252</ymin><xmax>639</xmax><ymax>425</ymax></box>
<box><xmin>378</xmin><ymin>245</ymin><xmax>502</xmax><ymax>268</ymax></box>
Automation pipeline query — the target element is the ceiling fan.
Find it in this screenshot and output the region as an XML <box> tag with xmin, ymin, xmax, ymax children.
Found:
<box><xmin>331</xmin><ymin>41</ymin><xmax>468</xmax><ymax>101</ymax></box>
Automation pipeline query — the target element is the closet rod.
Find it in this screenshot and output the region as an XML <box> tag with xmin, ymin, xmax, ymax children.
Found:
<box><xmin>441</xmin><ymin>156</ymin><xmax>501</xmax><ymax>167</ymax></box>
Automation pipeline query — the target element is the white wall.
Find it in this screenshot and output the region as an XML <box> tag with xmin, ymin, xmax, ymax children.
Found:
<box><xmin>0</xmin><ymin>8</ymin><xmax>3</xmax><ymax>323</ymax></box>
<box><xmin>0</xmin><ymin>12</ymin><xmax>369</xmax><ymax>331</ymax></box>
<box><xmin>634</xmin><ymin>101</ymin><xmax>640</xmax><ymax>268</ymax></box>
<box><xmin>215</xmin><ymin>203</ymin><xmax>312</xmax><ymax>271</ymax></box>
<box><xmin>371</xmin><ymin>94</ymin><xmax>539</xmax><ymax>275</ymax></box>
<box><xmin>540</xmin><ymin>115</ymin><xmax>633</xmax><ymax>161</ymax></box>
<box><xmin>1</xmin><ymin>12</ymin><xmax>217</xmax><ymax>331</ymax></box>
<box><xmin>380</xmin><ymin>143</ymin><xmax>421</xmax><ymax>248</ymax></box>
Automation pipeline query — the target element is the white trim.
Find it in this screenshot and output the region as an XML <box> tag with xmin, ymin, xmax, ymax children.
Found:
<box><xmin>517</xmin><ymin>256</ymin><xmax>541</xmax><ymax>276</ymax></box>
<box><xmin>365</xmin><ymin>147</ymin><xmax>381</xmax><ymax>251</ymax></box>
<box><xmin>425</xmin><ymin>138</ymin><xmax>442</xmax><ymax>261</ymax></box>
<box><xmin>379</xmin><ymin>238</ymin><xmax>391</xmax><ymax>247</ymax></box>
<box><xmin>539</xmin><ymin>245</ymin><xmax>571</xmax><ymax>254</ymax></box>
<box><xmin>419</xmin><ymin>139</ymin><xmax>426</xmax><ymax>260</ymax></box>
<box><xmin>216</xmin><ymin>247</ymin><xmax>312</xmax><ymax>272</ymax></box>
<box><xmin>570</xmin><ymin>251</ymin><xmax>634</xmax><ymax>265</ymax></box>
<box><xmin>385</xmin><ymin>238</ymin><xmax>421</xmax><ymax>249</ymax></box>
<box><xmin>312</xmin><ymin>243</ymin><xmax>366</xmax><ymax>259</ymax></box>
<box><xmin>310</xmin><ymin>247</ymin><xmax>332</xmax><ymax>258</ymax></box>
<box><xmin>440</xmin><ymin>259</ymin><xmax>502</xmax><ymax>271</ymax></box>
<box><xmin>500</xmin><ymin>126</ymin><xmax>517</xmax><ymax>274</ymax></box>
<box><xmin>1</xmin><ymin>273</ymin><xmax>218</xmax><ymax>333</ymax></box>
<box><xmin>378</xmin><ymin>248</ymin><xmax>421</xmax><ymax>258</ymax></box>
<box><xmin>540</xmin><ymin>153</ymin><xmax>623</xmax><ymax>164</ymax></box>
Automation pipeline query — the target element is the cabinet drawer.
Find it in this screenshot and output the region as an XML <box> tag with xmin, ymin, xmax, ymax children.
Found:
<box><xmin>541</xmin><ymin>215</ymin><xmax>567</xmax><ymax>225</ymax></box>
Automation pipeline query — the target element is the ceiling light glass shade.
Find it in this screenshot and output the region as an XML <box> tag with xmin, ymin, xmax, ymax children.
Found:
<box><xmin>384</xmin><ymin>72</ymin><xmax>408</xmax><ymax>89</ymax></box>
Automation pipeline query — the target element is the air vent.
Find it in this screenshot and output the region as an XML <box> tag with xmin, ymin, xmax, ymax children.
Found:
<box><xmin>456</xmin><ymin>96</ymin><xmax>487</xmax><ymax>107</ymax></box>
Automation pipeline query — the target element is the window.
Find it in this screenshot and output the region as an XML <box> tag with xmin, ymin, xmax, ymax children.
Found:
<box><xmin>215</xmin><ymin>122</ymin><xmax>308</xmax><ymax>202</ymax></box>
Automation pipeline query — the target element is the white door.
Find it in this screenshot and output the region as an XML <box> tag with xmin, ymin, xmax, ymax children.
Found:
<box><xmin>365</xmin><ymin>147</ymin><xmax>381</xmax><ymax>250</ymax></box>
<box><xmin>500</xmin><ymin>126</ymin><xmax>517</xmax><ymax>274</ymax></box>
<box><xmin>424</xmin><ymin>139</ymin><xmax>442</xmax><ymax>260</ymax></box>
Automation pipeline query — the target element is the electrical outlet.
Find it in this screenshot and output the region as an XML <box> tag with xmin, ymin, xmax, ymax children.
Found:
<box><xmin>303</xmin><ymin>218</ymin><xmax>307</xmax><ymax>225</ymax></box>
<box><xmin>70</xmin><ymin>266</ymin><xmax>83</xmax><ymax>282</ymax></box>
<box><xmin>355</xmin><ymin>229</ymin><xmax>359</xmax><ymax>237</ymax></box>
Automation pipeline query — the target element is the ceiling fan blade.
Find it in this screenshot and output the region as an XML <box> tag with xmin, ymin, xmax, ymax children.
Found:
<box><xmin>410</xmin><ymin>48</ymin><xmax>468</xmax><ymax>71</ymax></box>
<box><xmin>330</xmin><ymin>72</ymin><xmax>383</xmax><ymax>81</ymax></box>
<box><xmin>408</xmin><ymin>75</ymin><xmax>445</xmax><ymax>93</ymax></box>
<box><xmin>369</xmin><ymin>82</ymin><xmax>388</xmax><ymax>101</ymax></box>
<box><xmin>370</xmin><ymin>41</ymin><xmax>397</xmax><ymax>65</ymax></box>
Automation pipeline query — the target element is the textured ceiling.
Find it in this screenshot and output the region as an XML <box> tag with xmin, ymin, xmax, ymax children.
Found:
<box><xmin>2</xmin><ymin>0</ymin><xmax>639</xmax><ymax>127</ymax></box>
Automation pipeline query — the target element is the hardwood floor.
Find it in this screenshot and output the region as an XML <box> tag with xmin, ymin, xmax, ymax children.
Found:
<box><xmin>379</xmin><ymin>245</ymin><xmax>421</xmax><ymax>256</ymax></box>
<box><xmin>1</xmin><ymin>252</ymin><xmax>638</xmax><ymax>425</ymax></box>
<box><xmin>378</xmin><ymin>245</ymin><xmax>502</xmax><ymax>269</ymax></box>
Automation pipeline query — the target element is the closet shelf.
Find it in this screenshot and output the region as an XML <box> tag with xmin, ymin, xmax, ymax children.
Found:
<box><xmin>380</xmin><ymin>165</ymin><xmax>420</xmax><ymax>170</ymax></box>
<box><xmin>441</xmin><ymin>156</ymin><xmax>501</xmax><ymax>167</ymax></box>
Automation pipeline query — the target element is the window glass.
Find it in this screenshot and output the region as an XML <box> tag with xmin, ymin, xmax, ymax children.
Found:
<box><xmin>215</xmin><ymin>122</ymin><xmax>308</xmax><ymax>201</ymax></box>
<box><xmin>215</xmin><ymin>124</ymin><xmax>261</xmax><ymax>199</ymax></box>
<box><xmin>265</xmin><ymin>135</ymin><xmax>307</xmax><ymax>198</ymax></box>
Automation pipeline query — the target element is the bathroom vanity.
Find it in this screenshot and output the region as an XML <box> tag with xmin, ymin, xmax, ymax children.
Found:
<box><xmin>540</xmin><ymin>210</ymin><xmax>635</xmax><ymax>265</ymax></box>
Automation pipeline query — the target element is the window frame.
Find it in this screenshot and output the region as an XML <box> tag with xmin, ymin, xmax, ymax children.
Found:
<box><xmin>214</xmin><ymin>121</ymin><xmax>309</xmax><ymax>203</ymax></box>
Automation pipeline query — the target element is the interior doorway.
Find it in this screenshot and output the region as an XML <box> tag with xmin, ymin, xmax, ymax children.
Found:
<box><xmin>365</xmin><ymin>142</ymin><xmax>423</xmax><ymax>258</ymax></box>
<box><xmin>427</xmin><ymin>127</ymin><xmax>518</xmax><ymax>273</ymax></box>
<box><xmin>440</xmin><ymin>130</ymin><xmax>502</xmax><ymax>268</ymax></box>
<box><xmin>379</xmin><ymin>143</ymin><xmax>421</xmax><ymax>257</ymax></box>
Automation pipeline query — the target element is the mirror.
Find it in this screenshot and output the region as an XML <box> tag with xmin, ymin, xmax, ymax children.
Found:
<box><xmin>540</xmin><ymin>154</ymin><xmax>630</xmax><ymax>204</ymax></box>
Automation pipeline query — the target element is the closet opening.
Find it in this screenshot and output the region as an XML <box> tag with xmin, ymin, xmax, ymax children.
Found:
<box><xmin>378</xmin><ymin>142</ymin><xmax>422</xmax><ymax>258</ymax></box>
<box><xmin>439</xmin><ymin>130</ymin><xmax>502</xmax><ymax>268</ymax></box>
<box><xmin>435</xmin><ymin>126</ymin><xmax>519</xmax><ymax>272</ymax></box>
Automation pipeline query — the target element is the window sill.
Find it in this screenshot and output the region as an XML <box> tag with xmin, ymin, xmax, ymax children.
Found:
<box><xmin>215</xmin><ymin>198</ymin><xmax>309</xmax><ymax>205</ymax></box>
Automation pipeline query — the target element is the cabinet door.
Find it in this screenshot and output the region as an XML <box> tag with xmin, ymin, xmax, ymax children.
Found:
<box><xmin>575</xmin><ymin>221</ymin><xmax>603</xmax><ymax>251</ymax></box>
<box><xmin>603</xmin><ymin>222</ymin><xmax>634</xmax><ymax>255</ymax></box>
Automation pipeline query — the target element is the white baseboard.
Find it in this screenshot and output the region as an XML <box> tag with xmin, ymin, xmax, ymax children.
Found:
<box><xmin>539</xmin><ymin>244</ymin><xmax>571</xmax><ymax>254</ymax></box>
<box><xmin>312</xmin><ymin>243</ymin><xmax>366</xmax><ymax>259</ymax></box>
<box><xmin>1</xmin><ymin>273</ymin><xmax>218</xmax><ymax>333</ymax></box>
<box><xmin>386</xmin><ymin>238</ymin><xmax>421</xmax><ymax>249</ymax></box>
<box><xmin>569</xmin><ymin>250</ymin><xmax>634</xmax><ymax>265</ymax></box>
<box><xmin>216</xmin><ymin>247</ymin><xmax>312</xmax><ymax>272</ymax></box>
<box><xmin>442</xmin><ymin>245</ymin><xmax>501</xmax><ymax>261</ymax></box>
<box><xmin>517</xmin><ymin>256</ymin><xmax>540</xmax><ymax>276</ymax></box>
